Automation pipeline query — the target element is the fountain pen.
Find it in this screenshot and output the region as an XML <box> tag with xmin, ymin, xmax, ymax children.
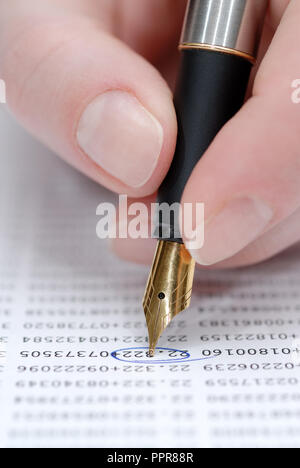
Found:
<box><xmin>143</xmin><ymin>0</ymin><xmax>268</xmax><ymax>356</ymax></box>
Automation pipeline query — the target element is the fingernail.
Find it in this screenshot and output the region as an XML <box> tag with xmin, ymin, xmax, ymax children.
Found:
<box><xmin>191</xmin><ymin>197</ymin><xmax>273</xmax><ymax>265</ymax></box>
<box><xmin>77</xmin><ymin>90</ymin><xmax>163</xmax><ymax>188</ymax></box>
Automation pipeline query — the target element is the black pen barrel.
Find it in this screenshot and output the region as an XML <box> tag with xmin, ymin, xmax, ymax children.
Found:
<box><xmin>157</xmin><ymin>49</ymin><xmax>252</xmax><ymax>242</ymax></box>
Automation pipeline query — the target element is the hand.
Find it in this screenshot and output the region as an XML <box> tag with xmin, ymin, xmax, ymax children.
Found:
<box><xmin>1</xmin><ymin>1</ymin><xmax>297</xmax><ymax>268</ymax></box>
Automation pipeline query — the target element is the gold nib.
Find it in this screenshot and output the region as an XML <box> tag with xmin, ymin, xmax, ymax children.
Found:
<box><xmin>143</xmin><ymin>241</ymin><xmax>195</xmax><ymax>356</ymax></box>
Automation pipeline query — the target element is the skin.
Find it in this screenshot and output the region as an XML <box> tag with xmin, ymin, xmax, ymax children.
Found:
<box><xmin>0</xmin><ymin>0</ymin><xmax>298</xmax><ymax>269</ymax></box>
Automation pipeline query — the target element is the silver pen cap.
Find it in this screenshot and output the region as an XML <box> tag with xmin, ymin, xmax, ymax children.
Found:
<box><xmin>180</xmin><ymin>0</ymin><xmax>268</xmax><ymax>62</ymax></box>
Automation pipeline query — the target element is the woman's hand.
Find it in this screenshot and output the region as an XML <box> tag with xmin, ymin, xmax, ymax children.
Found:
<box><xmin>1</xmin><ymin>0</ymin><xmax>298</xmax><ymax>268</ymax></box>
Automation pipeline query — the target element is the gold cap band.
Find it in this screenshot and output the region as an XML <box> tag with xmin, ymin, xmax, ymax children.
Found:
<box><xmin>179</xmin><ymin>43</ymin><xmax>256</xmax><ymax>64</ymax></box>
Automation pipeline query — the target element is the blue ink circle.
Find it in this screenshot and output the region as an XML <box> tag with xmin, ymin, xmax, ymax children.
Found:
<box><xmin>111</xmin><ymin>347</ymin><xmax>213</xmax><ymax>364</ymax></box>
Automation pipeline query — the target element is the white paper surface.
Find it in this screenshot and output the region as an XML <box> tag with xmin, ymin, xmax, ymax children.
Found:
<box><xmin>0</xmin><ymin>109</ymin><xmax>300</xmax><ymax>448</ymax></box>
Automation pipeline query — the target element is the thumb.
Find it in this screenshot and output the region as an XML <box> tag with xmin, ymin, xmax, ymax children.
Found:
<box><xmin>0</xmin><ymin>7</ymin><xmax>177</xmax><ymax>197</ymax></box>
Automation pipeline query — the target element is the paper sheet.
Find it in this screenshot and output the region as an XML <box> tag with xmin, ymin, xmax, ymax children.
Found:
<box><xmin>0</xmin><ymin>109</ymin><xmax>300</xmax><ymax>448</ymax></box>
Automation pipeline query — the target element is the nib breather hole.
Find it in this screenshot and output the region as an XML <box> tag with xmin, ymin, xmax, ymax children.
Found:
<box><xmin>158</xmin><ymin>292</ymin><xmax>165</xmax><ymax>300</ymax></box>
